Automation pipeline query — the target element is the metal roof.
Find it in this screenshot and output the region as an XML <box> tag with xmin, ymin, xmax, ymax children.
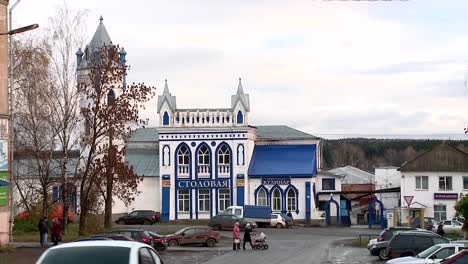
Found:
<box><xmin>255</xmin><ymin>125</ymin><xmax>319</xmax><ymax>140</ymax></box>
<box><xmin>328</xmin><ymin>166</ymin><xmax>375</xmax><ymax>184</ymax></box>
<box><xmin>125</xmin><ymin>148</ymin><xmax>159</xmax><ymax>177</ymax></box>
<box><xmin>129</xmin><ymin>128</ymin><xmax>159</xmax><ymax>142</ymax></box>
<box><xmin>248</xmin><ymin>144</ymin><xmax>317</xmax><ymax>178</ymax></box>
<box><xmin>89</xmin><ymin>16</ymin><xmax>112</xmax><ymax>50</ymax></box>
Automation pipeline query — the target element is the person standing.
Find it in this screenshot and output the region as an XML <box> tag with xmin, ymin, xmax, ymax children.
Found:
<box><xmin>437</xmin><ymin>222</ymin><xmax>445</xmax><ymax>237</ymax></box>
<box><xmin>38</xmin><ymin>217</ymin><xmax>48</xmax><ymax>246</ymax></box>
<box><xmin>243</xmin><ymin>223</ymin><xmax>253</xmax><ymax>250</ymax></box>
<box><xmin>51</xmin><ymin>218</ymin><xmax>62</xmax><ymax>246</ymax></box>
<box><xmin>233</xmin><ymin>222</ymin><xmax>240</xmax><ymax>250</ymax></box>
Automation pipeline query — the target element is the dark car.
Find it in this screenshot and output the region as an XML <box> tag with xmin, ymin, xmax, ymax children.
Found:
<box><xmin>115</xmin><ymin>210</ymin><xmax>159</xmax><ymax>225</ymax></box>
<box><xmin>75</xmin><ymin>233</ymin><xmax>134</xmax><ymax>242</ymax></box>
<box><xmin>386</xmin><ymin>230</ymin><xmax>450</xmax><ymax>259</ymax></box>
<box><xmin>441</xmin><ymin>250</ymin><xmax>468</xmax><ymax>264</ymax></box>
<box><xmin>165</xmin><ymin>227</ymin><xmax>221</xmax><ymax>247</ymax></box>
<box><xmin>208</xmin><ymin>214</ymin><xmax>254</xmax><ymax>230</ymax></box>
<box><xmin>107</xmin><ymin>229</ymin><xmax>154</xmax><ymax>247</ymax></box>
<box><xmin>378</xmin><ymin>227</ymin><xmax>417</xmax><ymax>242</ymax></box>
<box><xmin>147</xmin><ymin>231</ymin><xmax>168</xmax><ymax>252</ymax></box>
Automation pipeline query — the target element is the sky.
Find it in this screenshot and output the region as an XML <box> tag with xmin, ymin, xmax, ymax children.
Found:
<box><xmin>11</xmin><ymin>0</ymin><xmax>468</xmax><ymax>139</ymax></box>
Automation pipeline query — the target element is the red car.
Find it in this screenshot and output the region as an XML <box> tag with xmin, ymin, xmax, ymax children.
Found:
<box><xmin>441</xmin><ymin>250</ymin><xmax>468</xmax><ymax>263</ymax></box>
<box><xmin>165</xmin><ymin>227</ymin><xmax>220</xmax><ymax>247</ymax></box>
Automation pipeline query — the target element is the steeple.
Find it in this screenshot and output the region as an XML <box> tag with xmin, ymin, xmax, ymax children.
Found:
<box><xmin>237</xmin><ymin>77</ymin><xmax>244</xmax><ymax>94</ymax></box>
<box><xmin>157</xmin><ymin>79</ymin><xmax>177</xmax><ymax>114</ymax></box>
<box><xmin>231</xmin><ymin>77</ymin><xmax>250</xmax><ymax>112</ymax></box>
<box><xmin>89</xmin><ymin>16</ymin><xmax>112</xmax><ymax>51</ymax></box>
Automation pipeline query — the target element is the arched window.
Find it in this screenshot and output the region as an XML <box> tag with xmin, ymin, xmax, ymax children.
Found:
<box><xmin>163</xmin><ymin>145</ymin><xmax>170</xmax><ymax>166</ymax></box>
<box><xmin>163</xmin><ymin>112</ymin><xmax>169</xmax><ymax>126</ymax></box>
<box><xmin>218</xmin><ymin>145</ymin><xmax>230</xmax><ymax>165</ymax></box>
<box><xmin>198</xmin><ymin>145</ymin><xmax>210</xmax><ymax>165</ymax></box>
<box><xmin>272</xmin><ymin>189</ymin><xmax>282</xmax><ymax>211</ymax></box>
<box><xmin>287</xmin><ymin>188</ymin><xmax>296</xmax><ymax>212</ymax></box>
<box><xmin>177</xmin><ymin>145</ymin><xmax>189</xmax><ymax>177</ymax></box>
<box><xmin>236</xmin><ymin>110</ymin><xmax>244</xmax><ymax>124</ymax></box>
<box><xmin>237</xmin><ymin>144</ymin><xmax>244</xmax><ymax>165</ymax></box>
<box><xmin>257</xmin><ymin>189</ymin><xmax>267</xmax><ymax>206</ymax></box>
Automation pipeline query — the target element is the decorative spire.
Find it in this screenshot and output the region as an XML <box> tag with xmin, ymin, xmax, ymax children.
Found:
<box><xmin>164</xmin><ymin>79</ymin><xmax>169</xmax><ymax>93</ymax></box>
<box><xmin>89</xmin><ymin>15</ymin><xmax>112</xmax><ymax>50</ymax></box>
<box><xmin>237</xmin><ymin>77</ymin><xmax>244</xmax><ymax>94</ymax></box>
<box><xmin>100</xmin><ymin>15</ymin><xmax>104</xmax><ymax>22</ymax></box>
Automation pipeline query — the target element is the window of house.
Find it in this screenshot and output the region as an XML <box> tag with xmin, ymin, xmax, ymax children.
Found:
<box><xmin>178</xmin><ymin>190</ymin><xmax>190</xmax><ymax>212</ymax></box>
<box><xmin>218</xmin><ymin>145</ymin><xmax>230</xmax><ymax>165</ymax></box>
<box><xmin>464</xmin><ymin>177</ymin><xmax>468</xmax><ymax>190</ymax></box>
<box><xmin>178</xmin><ymin>146</ymin><xmax>189</xmax><ymax>165</ymax></box>
<box><xmin>198</xmin><ymin>145</ymin><xmax>210</xmax><ymax>165</ymax></box>
<box><xmin>416</xmin><ymin>176</ymin><xmax>429</xmax><ymax>190</ymax></box>
<box><xmin>236</xmin><ymin>111</ymin><xmax>243</xmax><ymax>124</ymax></box>
<box><xmin>257</xmin><ymin>189</ymin><xmax>267</xmax><ymax>206</ymax></box>
<box><xmin>287</xmin><ymin>188</ymin><xmax>296</xmax><ymax>212</ymax></box>
<box><xmin>272</xmin><ymin>189</ymin><xmax>282</xmax><ymax>211</ymax></box>
<box><xmin>434</xmin><ymin>205</ymin><xmax>447</xmax><ymax>222</ymax></box>
<box><xmin>439</xmin><ymin>176</ymin><xmax>452</xmax><ymax>190</ymax></box>
<box><xmin>198</xmin><ymin>189</ymin><xmax>210</xmax><ymax>212</ymax></box>
<box><xmin>163</xmin><ymin>112</ymin><xmax>169</xmax><ymax>126</ymax></box>
<box><xmin>219</xmin><ymin>189</ymin><xmax>230</xmax><ymax>211</ymax></box>
<box><xmin>322</xmin><ymin>179</ymin><xmax>335</xmax><ymax>190</ymax></box>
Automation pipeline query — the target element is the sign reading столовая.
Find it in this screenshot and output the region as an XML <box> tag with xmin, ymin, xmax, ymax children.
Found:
<box><xmin>177</xmin><ymin>179</ymin><xmax>229</xmax><ymax>188</ymax></box>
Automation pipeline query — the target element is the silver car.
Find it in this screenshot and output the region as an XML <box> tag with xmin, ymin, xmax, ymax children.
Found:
<box><xmin>270</xmin><ymin>213</ymin><xmax>288</xmax><ymax>228</ymax></box>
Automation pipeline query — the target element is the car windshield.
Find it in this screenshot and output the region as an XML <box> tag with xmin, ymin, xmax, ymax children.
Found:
<box><xmin>39</xmin><ymin>246</ymin><xmax>130</xmax><ymax>264</ymax></box>
<box><xmin>416</xmin><ymin>245</ymin><xmax>441</xmax><ymax>259</ymax></box>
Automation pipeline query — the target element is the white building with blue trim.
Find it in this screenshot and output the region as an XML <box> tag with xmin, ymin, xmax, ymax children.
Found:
<box><xmin>114</xmin><ymin>79</ymin><xmax>343</xmax><ymax>223</ymax></box>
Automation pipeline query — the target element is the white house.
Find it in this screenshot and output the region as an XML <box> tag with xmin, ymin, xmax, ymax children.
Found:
<box><xmin>399</xmin><ymin>143</ymin><xmax>468</xmax><ymax>223</ymax></box>
<box><xmin>375</xmin><ymin>166</ymin><xmax>401</xmax><ymax>211</ymax></box>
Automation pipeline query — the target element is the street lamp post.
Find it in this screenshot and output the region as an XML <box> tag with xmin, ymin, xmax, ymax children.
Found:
<box><xmin>104</xmin><ymin>90</ymin><xmax>115</xmax><ymax>228</ymax></box>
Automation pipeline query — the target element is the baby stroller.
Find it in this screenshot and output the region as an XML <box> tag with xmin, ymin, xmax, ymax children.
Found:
<box><xmin>250</xmin><ymin>231</ymin><xmax>268</xmax><ymax>250</ymax></box>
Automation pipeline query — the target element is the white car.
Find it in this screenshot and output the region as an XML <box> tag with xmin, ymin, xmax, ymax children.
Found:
<box><xmin>270</xmin><ymin>213</ymin><xmax>288</xmax><ymax>228</ymax></box>
<box><xmin>35</xmin><ymin>240</ymin><xmax>163</xmax><ymax>264</ymax></box>
<box><xmin>439</xmin><ymin>220</ymin><xmax>463</xmax><ymax>232</ymax></box>
<box><xmin>386</xmin><ymin>243</ymin><xmax>467</xmax><ymax>264</ymax></box>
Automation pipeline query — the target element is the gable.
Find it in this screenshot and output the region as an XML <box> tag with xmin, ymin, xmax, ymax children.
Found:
<box><xmin>399</xmin><ymin>143</ymin><xmax>468</xmax><ymax>172</ymax></box>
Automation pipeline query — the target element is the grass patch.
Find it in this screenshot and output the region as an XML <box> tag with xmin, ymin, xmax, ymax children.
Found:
<box><xmin>351</xmin><ymin>238</ymin><xmax>370</xmax><ymax>248</ymax></box>
<box><xmin>0</xmin><ymin>246</ymin><xmax>15</xmax><ymax>253</ymax></box>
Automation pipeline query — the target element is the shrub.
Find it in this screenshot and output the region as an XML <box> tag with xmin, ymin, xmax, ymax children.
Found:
<box><xmin>13</xmin><ymin>218</ymin><xmax>39</xmax><ymax>233</ymax></box>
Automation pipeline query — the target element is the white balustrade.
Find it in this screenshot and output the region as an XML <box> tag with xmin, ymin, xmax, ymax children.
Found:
<box><xmin>178</xmin><ymin>165</ymin><xmax>190</xmax><ymax>177</ymax></box>
<box><xmin>198</xmin><ymin>165</ymin><xmax>210</xmax><ymax>177</ymax></box>
<box><xmin>218</xmin><ymin>165</ymin><xmax>230</xmax><ymax>176</ymax></box>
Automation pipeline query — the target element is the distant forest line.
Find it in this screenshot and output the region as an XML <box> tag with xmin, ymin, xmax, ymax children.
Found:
<box><xmin>322</xmin><ymin>139</ymin><xmax>468</xmax><ymax>172</ymax></box>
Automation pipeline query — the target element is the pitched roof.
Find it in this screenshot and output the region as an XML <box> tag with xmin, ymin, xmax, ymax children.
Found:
<box><xmin>255</xmin><ymin>125</ymin><xmax>319</xmax><ymax>141</ymax></box>
<box><xmin>128</xmin><ymin>128</ymin><xmax>159</xmax><ymax>142</ymax></box>
<box><xmin>399</xmin><ymin>143</ymin><xmax>468</xmax><ymax>172</ymax></box>
<box><xmin>89</xmin><ymin>16</ymin><xmax>112</xmax><ymax>50</ymax></box>
<box><xmin>125</xmin><ymin>148</ymin><xmax>159</xmax><ymax>177</ymax></box>
<box><xmin>328</xmin><ymin>165</ymin><xmax>375</xmax><ymax>184</ymax></box>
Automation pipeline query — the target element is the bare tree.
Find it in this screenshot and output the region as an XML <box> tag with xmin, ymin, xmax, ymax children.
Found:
<box><xmin>77</xmin><ymin>45</ymin><xmax>155</xmax><ymax>234</ymax></box>
<box><xmin>46</xmin><ymin>2</ymin><xmax>88</xmax><ymax>231</ymax></box>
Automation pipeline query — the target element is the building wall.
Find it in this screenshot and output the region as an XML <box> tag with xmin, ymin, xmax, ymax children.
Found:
<box><xmin>375</xmin><ymin>168</ymin><xmax>401</xmax><ymax>210</ymax></box>
<box><xmin>401</xmin><ymin>171</ymin><xmax>468</xmax><ymax>222</ymax></box>
<box><xmin>113</xmin><ymin>176</ymin><xmax>160</xmax><ymax>214</ymax></box>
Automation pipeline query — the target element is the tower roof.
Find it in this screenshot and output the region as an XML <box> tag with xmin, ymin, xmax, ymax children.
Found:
<box><xmin>237</xmin><ymin>77</ymin><xmax>244</xmax><ymax>94</ymax></box>
<box><xmin>89</xmin><ymin>16</ymin><xmax>112</xmax><ymax>50</ymax></box>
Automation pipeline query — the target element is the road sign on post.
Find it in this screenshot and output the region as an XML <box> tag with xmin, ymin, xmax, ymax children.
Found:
<box><xmin>404</xmin><ymin>196</ymin><xmax>414</xmax><ymax>207</ymax></box>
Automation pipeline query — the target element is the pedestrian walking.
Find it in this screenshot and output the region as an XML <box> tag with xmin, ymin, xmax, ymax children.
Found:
<box><xmin>51</xmin><ymin>218</ymin><xmax>62</xmax><ymax>246</ymax></box>
<box><xmin>437</xmin><ymin>222</ymin><xmax>445</xmax><ymax>237</ymax></box>
<box><xmin>243</xmin><ymin>223</ymin><xmax>253</xmax><ymax>250</ymax></box>
<box><xmin>233</xmin><ymin>222</ymin><xmax>241</xmax><ymax>250</ymax></box>
<box><xmin>38</xmin><ymin>217</ymin><xmax>48</xmax><ymax>246</ymax></box>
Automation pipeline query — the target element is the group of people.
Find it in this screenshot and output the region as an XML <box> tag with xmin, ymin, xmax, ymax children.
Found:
<box><xmin>38</xmin><ymin>217</ymin><xmax>63</xmax><ymax>247</ymax></box>
<box><xmin>232</xmin><ymin>222</ymin><xmax>253</xmax><ymax>250</ymax></box>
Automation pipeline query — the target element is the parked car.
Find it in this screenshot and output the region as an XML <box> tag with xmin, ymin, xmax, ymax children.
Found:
<box><xmin>410</xmin><ymin>217</ymin><xmax>438</xmax><ymax>230</ymax></box>
<box><xmin>451</xmin><ymin>216</ymin><xmax>465</xmax><ymax>223</ymax></box>
<box><xmin>75</xmin><ymin>234</ymin><xmax>134</xmax><ymax>242</ymax></box>
<box><xmin>115</xmin><ymin>210</ymin><xmax>159</xmax><ymax>225</ymax></box>
<box><xmin>208</xmin><ymin>214</ymin><xmax>256</xmax><ymax>230</ymax></box>
<box><xmin>386</xmin><ymin>243</ymin><xmax>467</xmax><ymax>264</ymax></box>
<box><xmin>438</xmin><ymin>220</ymin><xmax>463</xmax><ymax>232</ymax></box>
<box><xmin>270</xmin><ymin>213</ymin><xmax>290</xmax><ymax>228</ymax></box>
<box><xmin>107</xmin><ymin>229</ymin><xmax>154</xmax><ymax>247</ymax></box>
<box><xmin>440</xmin><ymin>250</ymin><xmax>468</xmax><ymax>264</ymax></box>
<box><xmin>35</xmin><ymin>240</ymin><xmax>163</xmax><ymax>264</ymax></box>
<box><xmin>386</xmin><ymin>231</ymin><xmax>450</xmax><ymax>259</ymax></box>
<box><xmin>369</xmin><ymin>227</ymin><xmax>418</xmax><ymax>259</ymax></box>
<box><xmin>165</xmin><ymin>227</ymin><xmax>220</xmax><ymax>247</ymax></box>
<box><xmin>223</xmin><ymin>205</ymin><xmax>271</xmax><ymax>227</ymax></box>
<box><xmin>147</xmin><ymin>231</ymin><xmax>168</xmax><ymax>252</ymax></box>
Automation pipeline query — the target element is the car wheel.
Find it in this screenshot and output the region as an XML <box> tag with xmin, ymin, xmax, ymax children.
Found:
<box><xmin>117</xmin><ymin>220</ymin><xmax>125</xmax><ymax>225</ymax></box>
<box><xmin>213</xmin><ymin>224</ymin><xmax>222</xmax><ymax>231</ymax></box>
<box><xmin>263</xmin><ymin>244</ymin><xmax>268</xmax><ymax>250</ymax></box>
<box><xmin>155</xmin><ymin>244</ymin><xmax>167</xmax><ymax>252</ymax></box>
<box><xmin>143</xmin><ymin>219</ymin><xmax>151</xmax><ymax>225</ymax></box>
<box><xmin>205</xmin><ymin>238</ymin><xmax>216</xmax><ymax>247</ymax></box>
<box><xmin>378</xmin><ymin>248</ymin><xmax>389</xmax><ymax>260</ymax></box>
<box><xmin>276</xmin><ymin>223</ymin><xmax>283</xmax><ymax>229</ymax></box>
<box><xmin>168</xmin><ymin>239</ymin><xmax>179</xmax><ymax>247</ymax></box>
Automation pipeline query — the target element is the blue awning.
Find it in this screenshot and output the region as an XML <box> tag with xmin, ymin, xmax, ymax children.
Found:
<box><xmin>248</xmin><ymin>145</ymin><xmax>317</xmax><ymax>178</ymax></box>
<box><xmin>0</xmin><ymin>179</ymin><xmax>11</xmax><ymax>186</ymax></box>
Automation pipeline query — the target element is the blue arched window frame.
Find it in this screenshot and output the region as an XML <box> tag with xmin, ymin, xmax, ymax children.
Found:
<box><xmin>163</xmin><ymin>111</ymin><xmax>170</xmax><ymax>126</ymax></box>
<box><xmin>236</xmin><ymin>110</ymin><xmax>244</xmax><ymax>124</ymax></box>
<box><xmin>269</xmin><ymin>185</ymin><xmax>283</xmax><ymax>212</ymax></box>
<box><xmin>284</xmin><ymin>185</ymin><xmax>299</xmax><ymax>214</ymax></box>
<box><xmin>254</xmin><ymin>185</ymin><xmax>269</xmax><ymax>206</ymax></box>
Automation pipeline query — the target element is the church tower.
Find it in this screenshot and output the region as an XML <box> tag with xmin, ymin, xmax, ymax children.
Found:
<box><xmin>231</xmin><ymin>78</ymin><xmax>250</xmax><ymax>126</ymax></box>
<box><xmin>157</xmin><ymin>79</ymin><xmax>177</xmax><ymax>126</ymax></box>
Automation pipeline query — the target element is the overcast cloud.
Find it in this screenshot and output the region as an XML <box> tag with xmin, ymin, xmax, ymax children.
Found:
<box><xmin>12</xmin><ymin>0</ymin><xmax>468</xmax><ymax>139</ymax></box>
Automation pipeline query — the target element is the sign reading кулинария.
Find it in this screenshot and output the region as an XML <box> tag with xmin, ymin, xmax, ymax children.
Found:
<box><xmin>262</xmin><ymin>179</ymin><xmax>291</xmax><ymax>185</ymax></box>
